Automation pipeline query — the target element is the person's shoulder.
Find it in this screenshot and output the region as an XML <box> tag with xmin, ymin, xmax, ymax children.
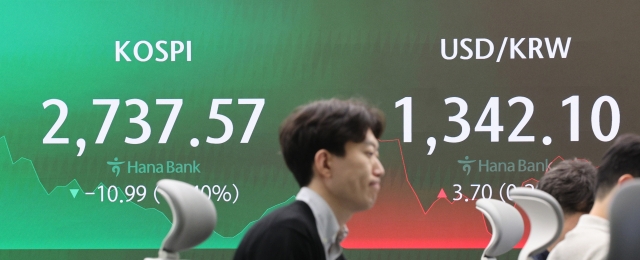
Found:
<box><xmin>234</xmin><ymin>201</ymin><xmax>323</xmax><ymax>260</ymax></box>
<box><xmin>547</xmin><ymin>239</ymin><xmax>572</xmax><ymax>260</ymax></box>
<box><xmin>548</xmin><ymin>221</ymin><xmax>609</xmax><ymax>260</ymax></box>
<box><xmin>240</xmin><ymin>200</ymin><xmax>317</xmax><ymax>241</ymax></box>
<box><xmin>564</xmin><ymin>215</ymin><xmax>609</xmax><ymax>242</ymax></box>
<box><xmin>256</xmin><ymin>200</ymin><xmax>315</xmax><ymax>228</ymax></box>
<box><xmin>549</xmin><ymin>241</ymin><xmax>608</xmax><ymax>260</ymax></box>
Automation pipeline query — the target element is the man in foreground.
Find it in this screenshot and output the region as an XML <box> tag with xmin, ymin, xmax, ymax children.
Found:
<box><xmin>234</xmin><ymin>99</ymin><xmax>386</xmax><ymax>260</ymax></box>
<box><xmin>533</xmin><ymin>159</ymin><xmax>597</xmax><ymax>260</ymax></box>
<box><xmin>548</xmin><ymin>133</ymin><xmax>640</xmax><ymax>260</ymax></box>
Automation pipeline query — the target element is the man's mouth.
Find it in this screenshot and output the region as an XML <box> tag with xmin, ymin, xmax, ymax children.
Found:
<box><xmin>369</xmin><ymin>180</ymin><xmax>380</xmax><ymax>190</ymax></box>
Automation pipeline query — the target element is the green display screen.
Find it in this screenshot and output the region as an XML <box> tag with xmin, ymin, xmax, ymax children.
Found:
<box><xmin>1</xmin><ymin>0</ymin><xmax>639</xmax><ymax>259</ymax></box>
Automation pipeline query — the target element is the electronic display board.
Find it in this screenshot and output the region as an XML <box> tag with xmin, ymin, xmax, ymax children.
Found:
<box><xmin>1</xmin><ymin>0</ymin><xmax>639</xmax><ymax>259</ymax></box>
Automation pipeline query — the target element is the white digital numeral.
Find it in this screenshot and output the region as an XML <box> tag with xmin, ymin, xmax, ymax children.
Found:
<box><xmin>444</xmin><ymin>97</ymin><xmax>470</xmax><ymax>143</ymax></box>
<box><xmin>592</xmin><ymin>95</ymin><xmax>620</xmax><ymax>142</ymax></box>
<box><xmin>108</xmin><ymin>185</ymin><xmax>118</xmax><ymax>202</ymax></box>
<box><xmin>482</xmin><ymin>184</ymin><xmax>492</xmax><ymax>199</ymax></box>
<box><xmin>42</xmin><ymin>99</ymin><xmax>69</xmax><ymax>144</ymax></box>
<box><xmin>156</xmin><ymin>99</ymin><xmax>183</xmax><ymax>144</ymax></box>
<box><xmin>93</xmin><ymin>99</ymin><xmax>120</xmax><ymax>144</ymax></box>
<box><xmin>206</xmin><ymin>99</ymin><xmax>234</xmax><ymax>144</ymax></box>
<box><xmin>98</xmin><ymin>185</ymin><xmax>104</xmax><ymax>202</ymax></box>
<box><xmin>395</xmin><ymin>97</ymin><xmax>412</xmax><ymax>143</ymax></box>
<box><xmin>562</xmin><ymin>95</ymin><xmax>579</xmax><ymax>141</ymax></box>
<box><xmin>125</xmin><ymin>99</ymin><xmax>151</xmax><ymax>144</ymax></box>
<box><xmin>508</xmin><ymin>96</ymin><xmax>534</xmax><ymax>142</ymax></box>
<box><xmin>453</xmin><ymin>184</ymin><xmax>463</xmax><ymax>201</ymax></box>
<box><xmin>475</xmin><ymin>97</ymin><xmax>503</xmax><ymax>142</ymax></box>
<box><xmin>238</xmin><ymin>99</ymin><xmax>265</xmax><ymax>143</ymax></box>
<box><xmin>471</xmin><ymin>184</ymin><xmax>481</xmax><ymax>200</ymax></box>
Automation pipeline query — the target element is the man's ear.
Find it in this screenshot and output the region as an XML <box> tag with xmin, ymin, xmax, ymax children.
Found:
<box><xmin>617</xmin><ymin>173</ymin><xmax>634</xmax><ymax>185</ymax></box>
<box><xmin>313</xmin><ymin>149</ymin><xmax>332</xmax><ymax>179</ymax></box>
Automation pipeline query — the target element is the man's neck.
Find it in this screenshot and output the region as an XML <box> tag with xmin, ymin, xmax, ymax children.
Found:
<box><xmin>548</xmin><ymin>212</ymin><xmax>583</xmax><ymax>251</ymax></box>
<box><xmin>591</xmin><ymin>177</ymin><xmax>634</xmax><ymax>219</ymax></box>
<box><xmin>590</xmin><ymin>196</ymin><xmax>612</xmax><ymax>220</ymax></box>
<box><xmin>307</xmin><ymin>182</ymin><xmax>352</xmax><ymax>227</ymax></box>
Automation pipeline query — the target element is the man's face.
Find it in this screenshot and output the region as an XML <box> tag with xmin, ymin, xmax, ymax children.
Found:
<box><xmin>326</xmin><ymin>129</ymin><xmax>385</xmax><ymax>212</ymax></box>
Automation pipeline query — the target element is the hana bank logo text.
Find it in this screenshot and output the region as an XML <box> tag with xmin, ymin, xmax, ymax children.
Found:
<box><xmin>458</xmin><ymin>156</ymin><xmax>549</xmax><ymax>175</ymax></box>
<box><xmin>107</xmin><ymin>157</ymin><xmax>201</xmax><ymax>176</ymax></box>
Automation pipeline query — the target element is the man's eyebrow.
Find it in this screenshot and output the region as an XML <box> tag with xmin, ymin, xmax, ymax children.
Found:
<box><xmin>364</xmin><ymin>140</ymin><xmax>379</xmax><ymax>148</ymax></box>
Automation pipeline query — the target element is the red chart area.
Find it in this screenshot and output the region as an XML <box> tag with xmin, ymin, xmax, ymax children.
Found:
<box><xmin>343</xmin><ymin>139</ymin><xmax>543</xmax><ymax>249</ymax></box>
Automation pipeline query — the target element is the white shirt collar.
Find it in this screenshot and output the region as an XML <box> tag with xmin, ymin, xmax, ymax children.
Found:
<box><xmin>296</xmin><ymin>187</ymin><xmax>348</xmax><ymax>260</ymax></box>
<box><xmin>578</xmin><ymin>214</ymin><xmax>609</xmax><ymax>232</ymax></box>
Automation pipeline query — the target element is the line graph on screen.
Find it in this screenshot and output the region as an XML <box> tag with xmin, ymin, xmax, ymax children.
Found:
<box><xmin>0</xmin><ymin>136</ymin><xmax>561</xmax><ymax>249</ymax></box>
<box><xmin>342</xmin><ymin>139</ymin><xmax>566</xmax><ymax>249</ymax></box>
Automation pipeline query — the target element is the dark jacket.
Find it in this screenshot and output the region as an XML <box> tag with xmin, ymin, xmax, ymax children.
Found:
<box><xmin>234</xmin><ymin>200</ymin><xmax>346</xmax><ymax>260</ymax></box>
<box><xmin>532</xmin><ymin>250</ymin><xmax>549</xmax><ymax>260</ymax></box>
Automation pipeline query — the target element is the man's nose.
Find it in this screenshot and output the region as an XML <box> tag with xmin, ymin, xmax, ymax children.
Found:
<box><xmin>373</xmin><ymin>157</ymin><xmax>385</xmax><ymax>178</ymax></box>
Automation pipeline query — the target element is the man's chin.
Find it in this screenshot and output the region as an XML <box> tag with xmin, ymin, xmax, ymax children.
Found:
<box><xmin>357</xmin><ymin>198</ymin><xmax>378</xmax><ymax>211</ymax></box>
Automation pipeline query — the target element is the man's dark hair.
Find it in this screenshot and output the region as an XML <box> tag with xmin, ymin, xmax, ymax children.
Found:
<box><xmin>537</xmin><ymin>159</ymin><xmax>597</xmax><ymax>215</ymax></box>
<box><xmin>279</xmin><ymin>98</ymin><xmax>385</xmax><ymax>187</ymax></box>
<box><xmin>595</xmin><ymin>133</ymin><xmax>640</xmax><ymax>199</ymax></box>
